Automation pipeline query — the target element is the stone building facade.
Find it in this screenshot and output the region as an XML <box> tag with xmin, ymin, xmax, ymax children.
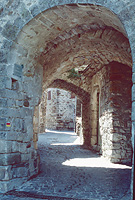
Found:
<box><xmin>0</xmin><ymin>0</ymin><xmax>134</xmax><ymax>197</ymax></box>
<box><xmin>46</xmin><ymin>88</ymin><xmax>76</xmax><ymax>131</ymax></box>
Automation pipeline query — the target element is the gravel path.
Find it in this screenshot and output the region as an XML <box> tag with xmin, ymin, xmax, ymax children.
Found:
<box><xmin>1</xmin><ymin>130</ymin><xmax>131</xmax><ymax>200</ymax></box>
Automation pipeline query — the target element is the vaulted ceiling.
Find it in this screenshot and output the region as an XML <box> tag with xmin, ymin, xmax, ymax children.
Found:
<box><xmin>15</xmin><ymin>4</ymin><xmax>132</xmax><ymax>91</ymax></box>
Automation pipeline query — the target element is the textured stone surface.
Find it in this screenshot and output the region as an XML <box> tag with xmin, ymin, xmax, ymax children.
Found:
<box><xmin>1</xmin><ymin>131</ymin><xmax>131</xmax><ymax>200</ymax></box>
<box><xmin>0</xmin><ymin>153</ymin><xmax>21</xmax><ymax>166</ymax></box>
<box><xmin>0</xmin><ymin>166</ymin><xmax>12</xmax><ymax>181</ymax></box>
<box><xmin>0</xmin><ymin>0</ymin><xmax>134</xmax><ymax>196</ymax></box>
<box><xmin>89</xmin><ymin>62</ymin><xmax>132</xmax><ymax>163</ymax></box>
<box><xmin>46</xmin><ymin>88</ymin><xmax>76</xmax><ymax>131</ymax></box>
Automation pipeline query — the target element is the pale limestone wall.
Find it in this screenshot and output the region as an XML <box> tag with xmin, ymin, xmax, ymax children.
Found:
<box><xmin>46</xmin><ymin>88</ymin><xmax>76</xmax><ymax>131</ymax></box>
<box><xmin>46</xmin><ymin>89</ymin><xmax>58</xmax><ymax>130</ymax></box>
<box><xmin>39</xmin><ymin>90</ymin><xmax>47</xmax><ymax>133</ymax></box>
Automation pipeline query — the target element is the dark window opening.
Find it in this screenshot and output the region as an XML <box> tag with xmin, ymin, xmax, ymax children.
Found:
<box><xmin>48</xmin><ymin>91</ymin><xmax>51</xmax><ymax>100</ymax></box>
<box><xmin>11</xmin><ymin>78</ymin><xmax>18</xmax><ymax>90</ymax></box>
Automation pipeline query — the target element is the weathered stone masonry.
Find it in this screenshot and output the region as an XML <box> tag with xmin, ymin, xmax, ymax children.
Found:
<box><xmin>0</xmin><ymin>0</ymin><xmax>134</xmax><ymax>197</ymax></box>
<box><xmin>90</xmin><ymin>62</ymin><xmax>132</xmax><ymax>163</ymax></box>
<box><xmin>46</xmin><ymin>88</ymin><xmax>76</xmax><ymax>131</ymax></box>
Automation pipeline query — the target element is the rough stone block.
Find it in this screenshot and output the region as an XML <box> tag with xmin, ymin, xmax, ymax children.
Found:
<box><xmin>1</xmin><ymin>39</ymin><xmax>13</xmax><ymax>50</ymax></box>
<box><xmin>0</xmin><ymin>132</ymin><xmax>7</xmax><ymax>140</ymax></box>
<box><xmin>0</xmin><ymin>50</ymin><xmax>8</xmax><ymax>63</ymax></box>
<box><xmin>0</xmin><ymin>76</ymin><xmax>6</xmax><ymax>89</ymax></box>
<box><xmin>60</xmin><ymin>0</ymin><xmax>77</xmax><ymax>4</ymax></box>
<box><xmin>118</xmin><ymin>6</ymin><xmax>133</xmax><ymax>22</ymax></box>
<box><xmin>16</xmin><ymin>132</ymin><xmax>25</xmax><ymax>142</ymax></box>
<box><xmin>11</xmin><ymin>141</ymin><xmax>19</xmax><ymax>153</ymax></box>
<box><xmin>38</xmin><ymin>0</ymin><xmax>49</xmax><ymax>12</ymax></box>
<box><xmin>5</xmin><ymin>77</ymin><xmax>12</xmax><ymax>89</ymax></box>
<box><xmin>77</xmin><ymin>0</ymin><xmax>88</xmax><ymax>3</ymax></box>
<box><xmin>17</xmin><ymin>45</ymin><xmax>28</xmax><ymax>57</ymax></box>
<box><xmin>12</xmin><ymin>166</ymin><xmax>28</xmax><ymax>178</ymax></box>
<box><xmin>12</xmin><ymin>118</ymin><xmax>22</xmax><ymax>132</ymax></box>
<box><xmin>4</xmin><ymin>77</ymin><xmax>12</xmax><ymax>90</ymax></box>
<box><xmin>7</xmin><ymin>99</ymin><xmax>16</xmax><ymax>108</ymax></box>
<box><xmin>0</xmin><ymin>89</ymin><xmax>22</xmax><ymax>100</ymax></box>
<box><xmin>19</xmin><ymin>4</ymin><xmax>33</xmax><ymax>23</ymax></box>
<box><xmin>0</xmin><ymin>64</ymin><xmax>7</xmax><ymax>75</ymax></box>
<box><xmin>30</xmin><ymin>5</ymin><xmax>40</xmax><ymax>17</ymax></box>
<box><xmin>44</xmin><ymin>1</ymin><xmax>57</xmax><ymax>9</ymax></box>
<box><xmin>0</xmin><ymin>166</ymin><xmax>12</xmax><ymax>181</ymax></box>
<box><xmin>0</xmin><ymin>167</ymin><xmax>5</xmax><ymax>180</ymax></box>
<box><xmin>0</xmin><ymin>132</ymin><xmax>17</xmax><ymax>141</ymax></box>
<box><xmin>21</xmin><ymin>153</ymin><xmax>30</xmax><ymax>162</ymax></box>
<box><xmin>29</xmin><ymin>156</ymin><xmax>39</xmax><ymax>177</ymax></box>
<box><xmin>2</xmin><ymin>23</ymin><xmax>19</xmax><ymax>41</ymax></box>
<box><xmin>0</xmin><ymin>140</ymin><xmax>13</xmax><ymax>153</ymax></box>
<box><xmin>22</xmin><ymin>108</ymin><xmax>33</xmax><ymax>117</ymax></box>
<box><xmin>0</xmin><ymin>118</ymin><xmax>6</xmax><ymax>131</ymax></box>
<box><xmin>15</xmin><ymin>100</ymin><xmax>23</xmax><ymax>107</ymax></box>
<box><xmin>0</xmin><ymin>177</ymin><xmax>28</xmax><ymax>193</ymax></box>
<box><xmin>0</xmin><ymin>108</ymin><xmax>8</xmax><ymax>117</ymax></box>
<box><xmin>0</xmin><ymin>153</ymin><xmax>21</xmax><ymax>166</ymax></box>
<box><xmin>19</xmin><ymin>143</ymin><xmax>28</xmax><ymax>154</ymax></box>
<box><xmin>6</xmin><ymin>108</ymin><xmax>21</xmax><ymax>118</ymax></box>
<box><xmin>14</xmin><ymin>17</ymin><xmax>25</xmax><ymax>29</ymax></box>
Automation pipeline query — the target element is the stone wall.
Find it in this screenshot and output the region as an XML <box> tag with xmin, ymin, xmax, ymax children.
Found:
<box><xmin>75</xmin><ymin>98</ymin><xmax>82</xmax><ymax>136</ymax></box>
<box><xmin>46</xmin><ymin>88</ymin><xmax>76</xmax><ymax>131</ymax></box>
<box><xmin>0</xmin><ymin>0</ymin><xmax>134</xmax><ymax>195</ymax></box>
<box><xmin>0</xmin><ymin>66</ymin><xmax>41</xmax><ymax>192</ymax></box>
<box><xmin>39</xmin><ymin>91</ymin><xmax>47</xmax><ymax>133</ymax></box>
<box><xmin>90</xmin><ymin>62</ymin><xmax>132</xmax><ymax>164</ymax></box>
<box><xmin>109</xmin><ymin>62</ymin><xmax>132</xmax><ymax>163</ymax></box>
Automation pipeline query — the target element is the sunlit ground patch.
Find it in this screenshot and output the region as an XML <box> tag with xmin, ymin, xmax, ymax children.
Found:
<box><xmin>62</xmin><ymin>157</ymin><xmax>132</xmax><ymax>169</ymax></box>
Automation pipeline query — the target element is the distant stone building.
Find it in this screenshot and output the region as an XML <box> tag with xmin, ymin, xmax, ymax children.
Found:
<box><xmin>46</xmin><ymin>88</ymin><xmax>76</xmax><ymax>131</ymax></box>
<box><xmin>37</xmin><ymin>88</ymin><xmax>82</xmax><ymax>134</ymax></box>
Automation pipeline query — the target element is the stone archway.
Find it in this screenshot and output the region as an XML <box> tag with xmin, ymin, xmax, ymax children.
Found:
<box><xmin>0</xmin><ymin>2</ymin><xmax>134</xmax><ymax>195</ymax></box>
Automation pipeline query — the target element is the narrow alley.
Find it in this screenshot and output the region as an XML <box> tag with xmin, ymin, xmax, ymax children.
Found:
<box><xmin>1</xmin><ymin>130</ymin><xmax>131</xmax><ymax>200</ymax></box>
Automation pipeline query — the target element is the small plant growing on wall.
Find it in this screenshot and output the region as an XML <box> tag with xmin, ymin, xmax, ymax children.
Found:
<box><xmin>67</xmin><ymin>68</ymin><xmax>81</xmax><ymax>79</ymax></box>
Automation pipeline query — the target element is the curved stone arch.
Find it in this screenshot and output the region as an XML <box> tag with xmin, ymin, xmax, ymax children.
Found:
<box><xmin>48</xmin><ymin>78</ymin><xmax>91</xmax><ymax>144</ymax></box>
<box><xmin>49</xmin><ymin>79</ymin><xmax>90</xmax><ymax>103</ymax></box>
<box><xmin>1</xmin><ymin>2</ymin><xmax>133</xmax><ymax>90</ymax></box>
<box><xmin>0</xmin><ymin>1</ymin><xmax>134</xmax><ymax>195</ymax></box>
<box><xmin>1</xmin><ymin>0</ymin><xmax>135</xmax><ymax>64</ymax></box>
<box><xmin>0</xmin><ymin>1</ymin><xmax>134</xmax><ymax>37</ymax></box>
<box><xmin>9</xmin><ymin>4</ymin><xmax>132</xmax><ymax>94</ymax></box>
<box><xmin>40</xmin><ymin>25</ymin><xmax>131</xmax><ymax>89</ymax></box>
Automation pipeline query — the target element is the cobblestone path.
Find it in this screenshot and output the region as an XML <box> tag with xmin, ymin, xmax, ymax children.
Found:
<box><xmin>1</xmin><ymin>130</ymin><xmax>131</xmax><ymax>200</ymax></box>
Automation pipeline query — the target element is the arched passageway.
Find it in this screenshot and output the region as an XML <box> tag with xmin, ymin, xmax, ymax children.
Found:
<box><xmin>43</xmin><ymin>88</ymin><xmax>78</xmax><ymax>132</ymax></box>
<box><xmin>0</xmin><ymin>2</ymin><xmax>134</xmax><ymax>198</ymax></box>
